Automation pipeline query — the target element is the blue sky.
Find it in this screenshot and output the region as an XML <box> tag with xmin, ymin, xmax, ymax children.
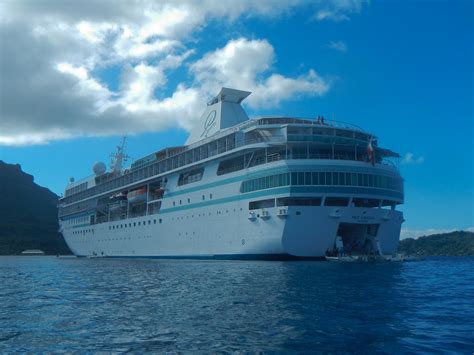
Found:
<box><xmin>0</xmin><ymin>0</ymin><xmax>472</xmax><ymax>237</ymax></box>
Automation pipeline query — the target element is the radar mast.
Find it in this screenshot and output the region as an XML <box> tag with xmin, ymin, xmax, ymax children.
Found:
<box><xmin>110</xmin><ymin>136</ymin><xmax>130</xmax><ymax>173</ymax></box>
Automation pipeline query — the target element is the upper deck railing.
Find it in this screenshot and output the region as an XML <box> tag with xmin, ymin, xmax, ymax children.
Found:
<box><xmin>251</xmin><ymin>116</ymin><xmax>365</xmax><ymax>132</ymax></box>
<box><xmin>186</xmin><ymin>116</ymin><xmax>366</xmax><ymax>151</ymax></box>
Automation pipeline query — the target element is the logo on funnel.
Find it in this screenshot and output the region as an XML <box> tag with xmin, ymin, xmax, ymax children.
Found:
<box><xmin>201</xmin><ymin>110</ymin><xmax>217</xmax><ymax>138</ymax></box>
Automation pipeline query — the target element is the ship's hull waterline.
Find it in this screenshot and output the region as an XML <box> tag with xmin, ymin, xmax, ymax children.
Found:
<box><xmin>62</xmin><ymin>202</ymin><xmax>403</xmax><ymax>259</ymax></box>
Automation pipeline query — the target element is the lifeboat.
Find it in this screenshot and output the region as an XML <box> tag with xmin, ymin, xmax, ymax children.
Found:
<box><xmin>109</xmin><ymin>192</ymin><xmax>127</xmax><ymax>202</ymax></box>
<box><xmin>108</xmin><ymin>192</ymin><xmax>127</xmax><ymax>210</ymax></box>
<box><xmin>127</xmin><ymin>187</ymin><xmax>147</xmax><ymax>204</ymax></box>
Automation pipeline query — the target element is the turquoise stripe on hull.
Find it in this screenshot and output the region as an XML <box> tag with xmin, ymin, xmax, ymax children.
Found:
<box><xmin>160</xmin><ymin>185</ymin><xmax>402</xmax><ymax>214</ymax></box>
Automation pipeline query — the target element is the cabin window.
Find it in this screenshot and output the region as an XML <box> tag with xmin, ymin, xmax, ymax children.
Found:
<box><xmin>177</xmin><ymin>167</ymin><xmax>204</xmax><ymax>186</ymax></box>
<box><xmin>324</xmin><ymin>197</ymin><xmax>349</xmax><ymax>207</ymax></box>
<box><xmin>381</xmin><ymin>200</ymin><xmax>396</xmax><ymax>210</ymax></box>
<box><xmin>353</xmin><ymin>198</ymin><xmax>380</xmax><ymax>208</ymax></box>
<box><xmin>319</xmin><ymin>172</ymin><xmax>326</xmax><ymax>185</ymax></box>
<box><xmin>291</xmin><ymin>172</ymin><xmax>297</xmax><ymax>185</ymax></box>
<box><xmin>249</xmin><ymin>199</ymin><xmax>275</xmax><ymax>210</ymax></box>
<box><xmin>217</xmin><ymin>156</ymin><xmax>245</xmax><ymax>175</ymax></box>
<box><xmin>277</xmin><ymin>197</ymin><xmax>321</xmax><ymax>206</ymax></box>
<box><xmin>297</xmin><ymin>172</ymin><xmax>304</xmax><ymax>185</ymax></box>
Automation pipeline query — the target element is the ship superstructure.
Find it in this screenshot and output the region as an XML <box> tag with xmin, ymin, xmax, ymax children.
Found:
<box><xmin>59</xmin><ymin>88</ymin><xmax>404</xmax><ymax>258</ymax></box>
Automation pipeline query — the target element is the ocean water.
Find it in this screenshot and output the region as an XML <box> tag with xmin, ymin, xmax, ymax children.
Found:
<box><xmin>0</xmin><ymin>256</ymin><xmax>473</xmax><ymax>353</ymax></box>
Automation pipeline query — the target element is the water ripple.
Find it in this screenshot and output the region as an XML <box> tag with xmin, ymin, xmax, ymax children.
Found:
<box><xmin>0</xmin><ymin>256</ymin><xmax>473</xmax><ymax>352</ymax></box>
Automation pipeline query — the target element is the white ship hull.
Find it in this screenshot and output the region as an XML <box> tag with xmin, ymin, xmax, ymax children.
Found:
<box><xmin>61</xmin><ymin>161</ymin><xmax>403</xmax><ymax>259</ymax></box>
<box><xmin>62</xmin><ymin>205</ymin><xmax>402</xmax><ymax>259</ymax></box>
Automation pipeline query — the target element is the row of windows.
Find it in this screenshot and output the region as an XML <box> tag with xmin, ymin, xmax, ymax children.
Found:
<box><xmin>73</xmin><ymin>228</ymin><xmax>94</xmax><ymax>235</ymax></box>
<box><xmin>172</xmin><ymin>193</ymin><xmax>213</xmax><ymax>207</ymax></box>
<box><xmin>65</xmin><ymin>182</ymin><xmax>88</xmax><ymax>197</ymax></box>
<box><xmin>249</xmin><ymin>197</ymin><xmax>348</xmax><ymax>209</ymax></box>
<box><xmin>249</xmin><ymin>197</ymin><xmax>396</xmax><ymax>210</ymax></box>
<box><xmin>241</xmin><ymin>171</ymin><xmax>402</xmax><ymax>193</ymax></box>
<box><xmin>66</xmin><ymin>215</ymin><xmax>90</xmax><ymax>225</ymax></box>
<box><xmin>286</xmin><ymin>125</ymin><xmax>369</xmax><ymax>142</ymax></box>
<box><xmin>109</xmin><ymin>219</ymin><xmax>162</xmax><ymax>230</ymax></box>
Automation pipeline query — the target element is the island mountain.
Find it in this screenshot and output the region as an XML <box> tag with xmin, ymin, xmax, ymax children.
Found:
<box><xmin>0</xmin><ymin>160</ymin><xmax>70</xmax><ymax>255</ymax></box>
<box><xmin>398</xmin><ymin>231</ymin><xmax>474</xmax><ymax>256</ymax></box>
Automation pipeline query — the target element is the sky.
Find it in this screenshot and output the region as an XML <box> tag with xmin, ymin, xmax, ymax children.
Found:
<box><xmin>0</xmin><ymin>0</ymin><xmax>473</xmax><ymax>238</ymax></box>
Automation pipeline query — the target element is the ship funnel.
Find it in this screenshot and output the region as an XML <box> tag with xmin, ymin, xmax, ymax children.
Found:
<box><xmin>185</xmin><ymin>87</ymin><xmax>251</xmax><ymax>145</ymax></box>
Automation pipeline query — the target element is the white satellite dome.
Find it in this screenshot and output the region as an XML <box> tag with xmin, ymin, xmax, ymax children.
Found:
<box><xmin>93</xmin><ymin>161</ymin><xmax>106</xmax><ymax>176</ymax></box>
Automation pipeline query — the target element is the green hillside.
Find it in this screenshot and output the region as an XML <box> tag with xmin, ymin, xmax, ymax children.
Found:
<box><xmin>0</xmin><ymin>160</ymin><xmax>71</xmax><ymax>255</ymax></box>
<box><xmin>398</xmin><ymin>231</ymin><xmax>474</xmax><ymax>256</ymax></box>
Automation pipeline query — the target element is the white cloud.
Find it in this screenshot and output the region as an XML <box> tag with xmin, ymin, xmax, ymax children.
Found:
<box><xmin>191</xmin><ymin>38</ymin><xmax>330</xmax><ymax>109</ymax></box>
<box><xmin>313</xmin><ymin>0</ymin><xmax>367</xmax><ymax>22</ymax></box>
<box><xmin>0</xmin><ymin>0</ymin><xmax>357</xmax><ymax>146</ymax></box>
<box><xmin>401</xmin><ymin>227</ymin><xmax>474</xmax><ymax>240</ymax></box>
<box><xmin>315</xmin><ymin>10</ymin><xmax>350</xmax><ymax>22</ymax></box>
<box><xmin>401</xmin><ymin>152</ymin><xmax>425</xmax><ymax>165</ymax></box>
<box><xmin>327</xmin><ymin>40</ymin><xmax>347</xmax><ymax>53</ymax></box>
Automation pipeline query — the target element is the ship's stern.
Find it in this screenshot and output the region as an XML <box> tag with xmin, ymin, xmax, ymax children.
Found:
<box><xmin>281</xmin><ymin>206</ymin><xmax>403</xmax><ymax>257</ymax></box>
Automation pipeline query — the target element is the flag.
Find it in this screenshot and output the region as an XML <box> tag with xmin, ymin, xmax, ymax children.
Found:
<box><xmin>367</xmin><ymin>137</ymin><xmax>375</xmax><ymax>166</ymax></box>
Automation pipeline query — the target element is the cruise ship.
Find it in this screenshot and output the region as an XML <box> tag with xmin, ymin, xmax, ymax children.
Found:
<box><xmin>58</xmin><ymin>88</ymin><xmax>404</xmax><ymax>259</ymax></box>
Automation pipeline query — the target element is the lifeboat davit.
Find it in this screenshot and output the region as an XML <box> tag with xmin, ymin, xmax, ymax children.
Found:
<box><xmin>127</xmin><ymin>187</ymin><xmax>147</xmax><ymax>204</ymax></box>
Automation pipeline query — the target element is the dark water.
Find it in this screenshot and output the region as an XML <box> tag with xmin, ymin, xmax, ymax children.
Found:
<box><xmin>1</xmin><ymin>256</ymin><xmax>473</xmax><ymax>353</ymax></box>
